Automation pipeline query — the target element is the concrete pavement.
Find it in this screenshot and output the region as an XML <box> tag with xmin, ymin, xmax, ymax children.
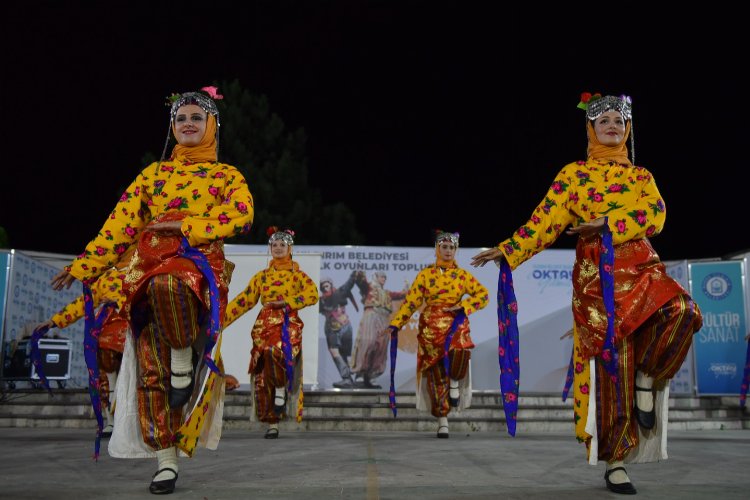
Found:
<box><xmin>0</xmin><ymin>427</ymin><xmax>747</xmax><ymax>499</ymax></box>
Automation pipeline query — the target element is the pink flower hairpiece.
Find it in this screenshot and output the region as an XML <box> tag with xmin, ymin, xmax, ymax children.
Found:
<box><xmin>201</xmin><ymin>86</ymin><xmax>224</xmax><ymax>100</ymax></box>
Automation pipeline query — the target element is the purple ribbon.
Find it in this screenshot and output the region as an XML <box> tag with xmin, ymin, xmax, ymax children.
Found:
<box><xmin>598</xmin><ymin>220</ymin><xmax>618</xmax><ymax>378</ymax></box>
<box><xmin>598</xmin><ymin>220</ymin><xmax>622</xmax><ymax>415</ymax></box>
<box><xmin>740</xmin><ymin>340</ymin><xmax>750</xmax><ymax>408</ymax></box>
<box><xmin>497</xmin><ymin>260</ymin><xmax>519</xmax><ymax>437</ymax></box>
<box><xmin>443</xmin><ymin>310</ymin><xmax>467</xmax><ymax>380</ymax></box>
<box><xmin>29</xmin><ymin>325</ymin><xmax>53</xmax><ymax>394</ymax></box>
<box><xmin>388</xmin><ymin>326</ymin><xmax>398</xmax><ymax>417</ymax></box>
<box><xmin>280</xmin><ymin>306</ymin><xmax>294</xmax><ymax>392</ymax></box>
<box><xmin>562</xmin><ymin>346</ymin><xmax>574</xmax><ymax>402</ymax></box>
<box><xmin>83</xmin><ymin>283</ymin><xmax>116</xmax><ymax>461</ymax></box>
<box><xmin>177</xmin><ymin>237</ymin><xmax>222</xmax><ymax>375</ymax></box>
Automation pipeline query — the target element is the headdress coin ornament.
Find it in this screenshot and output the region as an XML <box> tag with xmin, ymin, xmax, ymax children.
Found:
<box><xmin>267</xmin><ymin>226</ymin><xmax>295</xmax><ymax>246</ymax></box>
<box><xmin>577</xmin><ymin>92</ymin><xmax>632</xmax><ymax>121</ymax></box>
<box><xmin>434</xmin><ymin>229</ymin><xmax>459</xmax><ymax>248</ymax></box>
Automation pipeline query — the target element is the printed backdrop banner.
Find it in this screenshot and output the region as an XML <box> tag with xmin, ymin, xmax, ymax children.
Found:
<box><xmin>224</xmin><ymin>245</ymin><xmax>576</xmax><ymax>392</ymax></box>
<box><xmin>1</xmin><ymin>251</ymin><xmax>86</xmax><ymax>387</ymax></box>
<box><xmin>689</xmin><ymin>260</ymin><xmax>747</xmax><ymax>395</ymax></box>
<box><xmin>664</xmin><ymin>260</ymin><xmax>696</xmax><ymax>394</ymax></box>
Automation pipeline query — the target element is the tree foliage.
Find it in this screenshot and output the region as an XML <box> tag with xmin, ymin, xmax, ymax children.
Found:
<box><xmin>212</xmin><ymin>79</ymin><xmax>364</xmax><ymax>245</ymax></box>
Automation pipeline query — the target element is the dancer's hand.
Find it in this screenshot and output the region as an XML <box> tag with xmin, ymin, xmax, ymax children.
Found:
<box><xmin>560</xmin><ymin>328</ymin><xmax>573</xmax><ymax>340</ymax></box>
<box><xmin>224</xmin><ymin>374</ymin><xmax>240</xmax><ymax>391</ymax></box>
<box><xmin>565</xmin><ymin>217</ymin><xmax>605</xmax><ymax>237</ymax></box>
<box><xmin>443</xmin><ymin>305</ymin><xmax>463</xmax><ymax>313</ymax></box>
<box><xmin>51</xmin><ymin>269</ymin><xmax>77</xmax><ymax>290</ymax></box>
<box><xmin>471</xmin><ymin>247</ymin><xmax>503</xmax><ymax>267</ymax></box>
<box><xmin>148</xmin><ymin>220</ymin><xmax>183</xmax><ymax>234</ymax></box>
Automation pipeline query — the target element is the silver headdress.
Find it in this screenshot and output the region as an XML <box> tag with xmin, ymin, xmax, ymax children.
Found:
<box><xmin>268</xmin><ymin>227</ymin><xmax>295</xmax><ymax>246</ymax></box>
<box><xmin>582</xmin><ymin>94</ymin><xmax>632</xmax><ymax>121</ymax></box>
<box><xmin>160</xmin><ymin>86</ymin><xmax>223</xmax><ymax>161</ymax></box>
<box><xmin>435</xmin><ymin>230</ymin><xmax>459</xmax><ymax>248</ymax></box>
<box><xmin>169</xmin><ymin>92</ymin><xmax>220</xmax><ymax>124</ymax></box>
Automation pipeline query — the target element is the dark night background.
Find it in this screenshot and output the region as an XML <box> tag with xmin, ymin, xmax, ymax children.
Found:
<box><xmin>1</xmin><ymin>2</ymin><xmax>746</xmax><ymax>261</ymax></box>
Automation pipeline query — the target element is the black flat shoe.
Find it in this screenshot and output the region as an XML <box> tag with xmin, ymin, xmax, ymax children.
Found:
<box><xmin>264</xmin><ymin>427</ymin><xmax>279</xmax><ymax>439</ymax></box>
<box><xmin>101</xmin><ymin>424</ymin><xmax>114</xmax><ymax>439</ymax></box>
<box><xmin>634</xmin><ymin>384</ymin><xmax>655</xmax><ymax>430</ymax></box>
<box><xmin>169</xmin><ymin>371</ymin><xmax>194</xmax><ymax>409</ymax></box>
<box><xmin>449</xmin><ymin>396</ymin><xmax>459</xmax><ymax>407</ymax></box>
<box><xmin>604</xmin><ymin>467</ymin><xmax>637</xmax><ymax>495</ymax></box>
<box><xmin>149</xmin><ymin>467</ymin><xmax>178</xmax><ymax>495</ymax></box>
<box><xmin>437</xmin><ymin>425</ymin><xmax>449</xmax><ymax>438</ymax></box>
<box><xmin>273</xmin><ymin>391</ymin><xmax>287</xmax><ymax>415</ymax></box>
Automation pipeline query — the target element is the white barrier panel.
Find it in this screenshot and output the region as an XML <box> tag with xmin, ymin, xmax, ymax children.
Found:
<box><xmin>221</xmin><ymin>251</ymin><xmax>321</xmax><ymax>388</ymax></box>
<box><xmin>0</xmin><ymin>251</ymin><xmax>87</xmax><ymax>388</ymax></box>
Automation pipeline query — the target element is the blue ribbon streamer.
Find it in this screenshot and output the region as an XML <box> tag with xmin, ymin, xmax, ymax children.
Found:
<box><xmin>29</xmin><ymin>325</ymin><xmax>53</xmax><ymax>394</ymax></box>
<box><xmin>388</xmin><ymin>326</ymin><xmax>398</xmax><ymax>417</ymax></box>
<box><xmin>497</xmin><ymin>260</ymin><xmax>520</xmax><ymax>437</ymax></box>
<box><xmin>598</xmin><ymin>220</ymin><xmax>618</xmax><ymax>379</ymax></box>
<box><xmin>740</xmin><ymin>340</ymin><xmax>750</xmax><ymax>408</ymax></box>
<box><xmin>83</xmin><ymin>283</ymin><xmax>116</xmax><ymax>461</ymax></box>
<box><xmin>443</xmin><ymin>310</ymin><xmax>467</xmax><ymax>380</ymax></box>
<box><xmin>562</xmin><ymin>346</ymin><xmax>574</xmax><ymax>402</ymax></box>
<box><xmin>177</xmin><ymin>237</ymin><xmax>222</xmax><ymax>376</ymax></box>
<box><xmin>280</xmin><ymin>307</ymin><xmax>294</xmax><ymax>392</ymax></box>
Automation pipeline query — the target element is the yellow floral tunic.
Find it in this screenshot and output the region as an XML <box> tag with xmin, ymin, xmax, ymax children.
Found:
<box><xmin>225</xmin><ymin>266</ymin><xmax>320</xmax><ymax>325</ymax></box>
<box><xmin>224</xmin><ymin>265</ymin><xmax>319</xmax><ymax>362</ymax></box>
<box><xmin>51</xmin><ymin>266</ymin><xmax>126</xmax><ymax>328</ymax></box>
<box><xmin>390</xmin><ymin>265</ymin><xmax>489</xmax><ymax>329</ymax></box>
<box><xmin>498</xmin><ymin>159</ymin><xmax>665</xmax><ymax>269</ymax></box>
<box><xmin>68</xmin><ymin>159</ymin><xmax>254</xmax><ymax>281</ymax></box>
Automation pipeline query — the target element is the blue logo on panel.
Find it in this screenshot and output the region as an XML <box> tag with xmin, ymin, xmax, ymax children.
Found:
<box><xmin>701</xmin><ymin>273</ymin><xmax>732</xmax><ymax>300</ymax></box>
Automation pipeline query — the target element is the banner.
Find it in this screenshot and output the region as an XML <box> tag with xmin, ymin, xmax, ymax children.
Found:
<box><xmin>664</xmin><ymin>260</ymin><xmax>695</xmax><ymax>394</ymax></box>
<box><xmin>223</xmin><ymin>245</ymin><xmax>576</xmax><ymax>392</ymax></box>
<box><xmin>689</xmin><ymin>260</ymin><xmax>747</xmax><ymax>395</ymax></box>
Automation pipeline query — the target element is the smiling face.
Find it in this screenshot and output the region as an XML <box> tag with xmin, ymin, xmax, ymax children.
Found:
<box><xmin>173</xmin><ymin>104</ymin><xmax>207</xmax><ymax>146</ymax></box>
<box><xmin>437</xmin><ymin>241</ymin><xmax>456</xmax><ymax>261</ymax></box>
<box><xmin>593</xmin><ymin>111</ymin><xmax>626</xmax><ymax>146</ymax></box>
<box><xmin>270</xmin><ymin>239</ymin><xmax>290</xmax><ymax>259</ymax></box>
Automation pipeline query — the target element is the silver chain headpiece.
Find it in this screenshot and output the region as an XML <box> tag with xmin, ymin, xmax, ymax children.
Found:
<box><xmin>435</xmin><ymin>231</ymin><xmax>459</xmax><ymax>248</ymax></box>
<box><xmin>268</xmin><ymin>230</ymin><xmax>295</xmax><ymax>246</ymax></box>
<box><xmin>584</xmin><ymin>94</ymin><xmax>632</xmax><ymax>121</ymax></box>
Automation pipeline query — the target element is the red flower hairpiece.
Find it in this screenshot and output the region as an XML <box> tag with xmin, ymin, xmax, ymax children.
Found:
<box><xmin>201</xmin><ymin>86</ymin><xmax>224</xmax><ymax>100</ymax></box>
<box><xmin>576</xmin><ymin>92</ymin><xmax>602</xmax><ymax>111</ymax></box>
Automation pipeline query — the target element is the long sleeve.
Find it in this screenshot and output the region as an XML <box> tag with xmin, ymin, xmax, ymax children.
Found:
<box><xmin>598</xmin><ymin>166</ymin><xmax>666</xmax><ymax>244</ymax></box>
<box><xmin>499</xmin><ymin>163</ymin><xmax>577</xmax><ymax>270</ymax></box>
<box><xmin>51</xmin><ymin>267</ymin><xmax>125</xmax><ymax>328</ymax></box>
<box><xmin>389</xmin><ymin>271</ymin><xmax>427</xmax><ymax>329</ymax></box>
<box><xmin>287</xmin><ymin>270</ymin><xmax>319</xmax><ymax>311</ymax></box>
<box><xmin>224</xmin><ymin>273</ymin><xmax>262</xmax><ymax>328</ymax></box>
<box><xmin>459</xmin><ymin>271</ymin><xmax>489</xmax><ymax>315</ymax></box>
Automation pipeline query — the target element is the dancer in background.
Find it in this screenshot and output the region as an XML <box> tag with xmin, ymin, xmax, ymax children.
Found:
<box><xmin>224</xmin><ymin>227</ymin><xmax>319</xmax><ymax>439</ymax></box>
<box><xmin>42</xmin><ymin>245</ymin><xmax>135</xmax><ymax>437</ymax></box>
<box><xmin>388</xmin><ymin>230</ymin><xmax>488</xmax><ymax>438</ymax></box>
